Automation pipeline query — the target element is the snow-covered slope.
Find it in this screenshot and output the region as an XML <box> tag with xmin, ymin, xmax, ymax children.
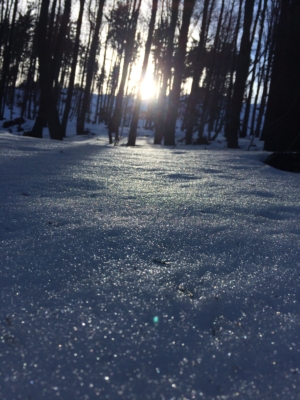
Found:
<box><xmin>0</xmin><ymin>131</ymin><xmax>300</xmax><ymax>399</ymax></box>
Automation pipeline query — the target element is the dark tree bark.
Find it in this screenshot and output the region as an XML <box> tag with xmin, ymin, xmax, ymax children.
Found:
<box><xmin>0</xmin><ymin>0</ymin><xmax>18</xmax><ymax>119</ymax></box>
<box><xmin>77</xmin><ymin>0</ymin><xmax>106</xmax><ymax>135</ymax></box>
<box><xmin>263</xmin><ymin>0</ymin><xmax>300</xmax><ymax>152</ymax></box>
<box><xmin>240</xmin><ymin>0</ymin><xmax>266</xmax><ymax>138</ymax></box>
<box><xmin>255</xmin><ymin>1</ymin><xmax>279</xmax><ymax>139</ymax></box>
<box><xmin>163</xmin><ymin>0</ymin><xmax>196</xmax><ymax>146</ymax></box>
<box><xmin>206</xmin><ymin>0</ymin><xmax>236</xmax><ymax>140</ymax></box>
<box><xmin>153</xmin><ymin>0</ymin><xmax>180</xmax><ymax>145</ymax></box>
<box><xmin>248</xmin><ymin>63</ymin><xmax>263</xmax><ymax>137</ymax></box>
<box><xmin>61</xmin><ymin>0</ymin><xmax>85</xmax><ymax>137</ymax></box>
<box><xmin>127</xmin><ymin>0</ymin><xmax>158</xmax><ymax>146</ymax></box>
<box><xmin>52</xmin><ymin>0</ymin><xmax>71</xmax><ymax>99</ymax></box>
<box><xmin>93</xmin><ymin>35</ymin><xmax>109</xmax><ymax>124</ymax></box>
<box><xmin>224</xmin><ymin>0</ymin><xmax>243</xmax><ymax>137</ymax></box>
<box><xmin>197</xmin><ymin>0</ymin><xmax>224</xmax><ymax>141</ymax></box>
<box><xmin>29</xmin><ymin>0</ymin><xmax>62</xmax><ymax>140</ymax></box>
<box><xmin>225</xmin><ymin>0</ymin><xmax>255</xmax><ymax>148</ymax></box>
<box><xmin>255</xmin><ymin>51</ymin><xmax>273</xmax><ymax>138</ymax></box>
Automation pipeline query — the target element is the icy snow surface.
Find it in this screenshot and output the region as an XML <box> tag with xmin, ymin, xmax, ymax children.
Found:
<box><xmin>1</xmin><ymin>131</ymin><xmax>300</xmax><ymax>399</ymax></box>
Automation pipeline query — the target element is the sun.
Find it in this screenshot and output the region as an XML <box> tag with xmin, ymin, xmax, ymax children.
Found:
<box><xmin>140</xmin><ymin>77</ymin><xmax>157</xmax><ymax>100</ymax></box>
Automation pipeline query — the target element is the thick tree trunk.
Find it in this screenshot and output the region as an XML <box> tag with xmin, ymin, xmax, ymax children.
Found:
<box><xmin>225</xmin><ymin>0</ymin><xmax>255</xmax><ymax>148</ymax></box>
<box><xmin>263</xmin><ymin>0</ymin><xmax>300</xmax><ymax>152</ymax></box>
<box><xmin>0</xmin><ymin>0</ymin><xmax>18</xmax><ymax>119</ymax></box>
<box><xmin>29</xmin><ymin>0</ymin><xmax>62</xmax><ymax>140</ymax></box>
<box><xmin>127</xmin><ymin>0</ymin><xmax>158</xmax><ymax>146</ymax></box>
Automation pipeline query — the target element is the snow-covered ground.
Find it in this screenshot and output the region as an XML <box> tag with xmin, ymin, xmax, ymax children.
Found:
<box><xmin>1</xmin><ymin>126</ymin><xmax>300</xmax><ymax>399</ymax></box>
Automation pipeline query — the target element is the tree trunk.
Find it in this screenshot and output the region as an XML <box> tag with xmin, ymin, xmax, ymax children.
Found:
<box><xmin>153</xmin><ymin>0</ymin><xmax>180</xmax><ymax>145</ymax></box>
<box><xmin>240</xmin><ymin>0</ymin><xmax>266</xmax><ymax>138</ymax></box>
<box><xmin>108</xmin><ymin>0</ymin><xmax>142</xmax><ymax>143</ymax></box>
<box><xmin>52</xmin><ymin>0</ymin><xmax>71</xmax><ymax>100</ymax></box>
<box><xmin>29</xmin><ymin>0</ymin><xmax>62</xmax><ymax>140</ymax></box>
<box><xmin>255</xmin><ymin>1</ymin><xmax>279</xmax><ymax>139</ymax></box>
<box><xmin>61</xmin><ymin>0</ymin><xmax>85</xmax><ymax>137</ymax></box>
<box><xmin>77</xmin><ymin>0</ymin><xmax>106</xmax><ymax>135</ymax></box>
<box><xmin>163</xmin><ymin>0</ymin><xmax>196</xmax><ymax>146</ymax></box>
<box><xmin>224</xmin><ymin>0</ymin><xmax>243</xmax><ymax>137</ymax></box>
<box><xmin>184</xmin><ymin>0</ymin><xmax>211</xmax><ymax>144</ymax></box>
<box><xmin>0</xmin><ymin>0</ymin><xmax>18</xmax><ymax>119</ymax></box>
<box><xmin>127</xmin><ymin>0</ymin><xmax>158</xmax><ymax>146</ymax></box>
<box><xmin>197</xmin><ymin>0</ymin><xmax>224</xmax><ymax>141</ymax></box>
<box><xmin>225</xmin><ymin>0</ymin><xmax>255</xmax><ymax>148</ymax></box>
<box><xmin>263</xmin><ymin>0</ymin><xmax>300</xmax><ymax>152</ymax></box>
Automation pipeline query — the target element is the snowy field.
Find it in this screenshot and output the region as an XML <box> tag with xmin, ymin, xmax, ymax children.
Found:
<box><xmin>1</xmin><ymin>127</ymin><xmax>300</xmax><ymax>399</ymax></box>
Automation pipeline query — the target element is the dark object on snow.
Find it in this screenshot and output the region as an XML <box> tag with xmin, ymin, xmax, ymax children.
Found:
<box><xmin>177</xmin><ymin>283</ymin><xmax>194</xmax><ymax>298</ymax></box>
<box><xmin>2</xmin><ymin>117</ymin><xmax>25</xmax><ymax>128</ymax></box>
<box><xmin>153</xmin><ymin>259</ymin><xmax>170</xmax><ymax>265</ymax></box>
<box><xmin>265</xmin><ymin>152</ymin><xmax>300</xmax><ymax>173</ymax></box>
<box><xmin>193</xmin><ymin>136</ymin><xmax>210</xmax><ymax>145</ymax></box>
<box><xmin>23</xmin><ymin>131</ymin><xmax>35</xmax><ymax>137</ymax></box>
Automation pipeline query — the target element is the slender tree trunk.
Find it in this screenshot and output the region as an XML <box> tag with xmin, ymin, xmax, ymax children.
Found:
<box><xmin>197</xmin><ymin>0</ymin><xmax>224</xmax><ymax>140</ymax></box>
<box><xmin>240</xmin><ymin>0</ymin><xmax>266</xmax><ymax>138</ymax></box>
<box><xmin>163</xmin><ymin>0</ymin><xmax>196</xmax><ymax>146</ymax></box>
<box><xmin>184</xmin><ymin>0</ymin><xmax>211</xmax><ymax>144</ymax></box>
<box><xmin>225</xmin><ymin>0</ymin><xmax>255</xmax><ymax>148</ymax></box>
<box><xmin>224</xmin><ymin>0</ymin><xmax>243</xmax><ymax>136</ymax></box>
<box><xmin>206</xmin><ymin>0</ymin><xmax>236</xmax><ymax>140</ymax></box>
<box><xmin>256</xmin><ymin>49</ymin><xmax>273</xmax><ymax>138</ymax></box>
<box><xmin>108</xmin><ymin>0</ymin><xmax>142</xmax><ymax>143</ymax></box>
<box><xmin>60</xmin><ymin>0</ymin><xmax>85</xmax><ymax>137</ymax></box>
<box><xmin>249</xmin><ymin>63</ymin><xmax>263</xmax><ymax>136</ymax></box>
<box><xmin>127</xmin><ymin>0</ymin><xmax>158</xmax><ymax>146</ymax></box>
<box><xmin>77</xmin><ymin>0</ymin><xmax>106</xmax><ymax>135</ymax></box>
<box><xmin>52</xmin><ymin>0</ymin><xmax>71</xmax><ymax>100</ymax></box>
<box><xmin>93</xmin><ymin>36</ymin><xmax>108</xmax><ymax>124</ymax></box>
<box><xmin>102</xmin><ymin>50</ymin><xmax>117</xmax><ymax>125</ymax></box>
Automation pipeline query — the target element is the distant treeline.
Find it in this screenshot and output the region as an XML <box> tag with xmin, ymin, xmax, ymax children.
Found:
<box><xmin>0</xmin><ymin>0</ymin><xmax>299</xmax><ymax>151</ymax></box>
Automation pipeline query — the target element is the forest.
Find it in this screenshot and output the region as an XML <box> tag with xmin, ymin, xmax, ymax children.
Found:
<box><xmin>0</xmin><ymin>0</ymin><xmax>299</xmax><ymax>152</ymax></box>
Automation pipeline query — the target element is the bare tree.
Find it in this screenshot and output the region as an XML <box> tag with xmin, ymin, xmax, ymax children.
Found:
<box><xmin>184</xmin><ymin>0</ymin><xmax>211</xmax><ymax>145</ymax></box>
<box><xmin>108</xmin><ymin>0</ymin><xmax>142</xmax><ymax>143</ymax></box>
<box><xmin>153</xmin><ymin>0</ymin><xmax>180</xmax><ymax>145</ymax></box>
<box><xmin>127</xmin><ymin>0</ymin><xmax>158</xmax><ymax>146</ymax></box>
<box><xmin>77</xmin><ymin>0</ymin><xmax>106</xmax><ymax>135</ymax></box>
<box><xmin>225</xmin><ymin>0</ymin><xmax>255</xmax><ymax>148</ymax></box>
<box><xmin>163</xmin><ymin>0</ymin><xmax>196</xmax><ymax>146</ymax></box>
<box><xmin>61</xmin><ymin>0</ymin><xmax>85</xmax><ymax>137</ymax></box>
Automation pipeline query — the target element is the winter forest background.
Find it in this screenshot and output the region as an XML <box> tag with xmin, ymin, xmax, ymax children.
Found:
<box><xmin>0</xmin><ymin>0</ymin><xmax>299</xmax><ymax>151</ymax></box>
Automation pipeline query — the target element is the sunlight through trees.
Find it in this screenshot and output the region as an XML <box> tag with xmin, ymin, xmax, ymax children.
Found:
<box><xmin>0</xmin><ymin>0</ymin><xmax>299</xmax><ymax>151</ymax></box>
